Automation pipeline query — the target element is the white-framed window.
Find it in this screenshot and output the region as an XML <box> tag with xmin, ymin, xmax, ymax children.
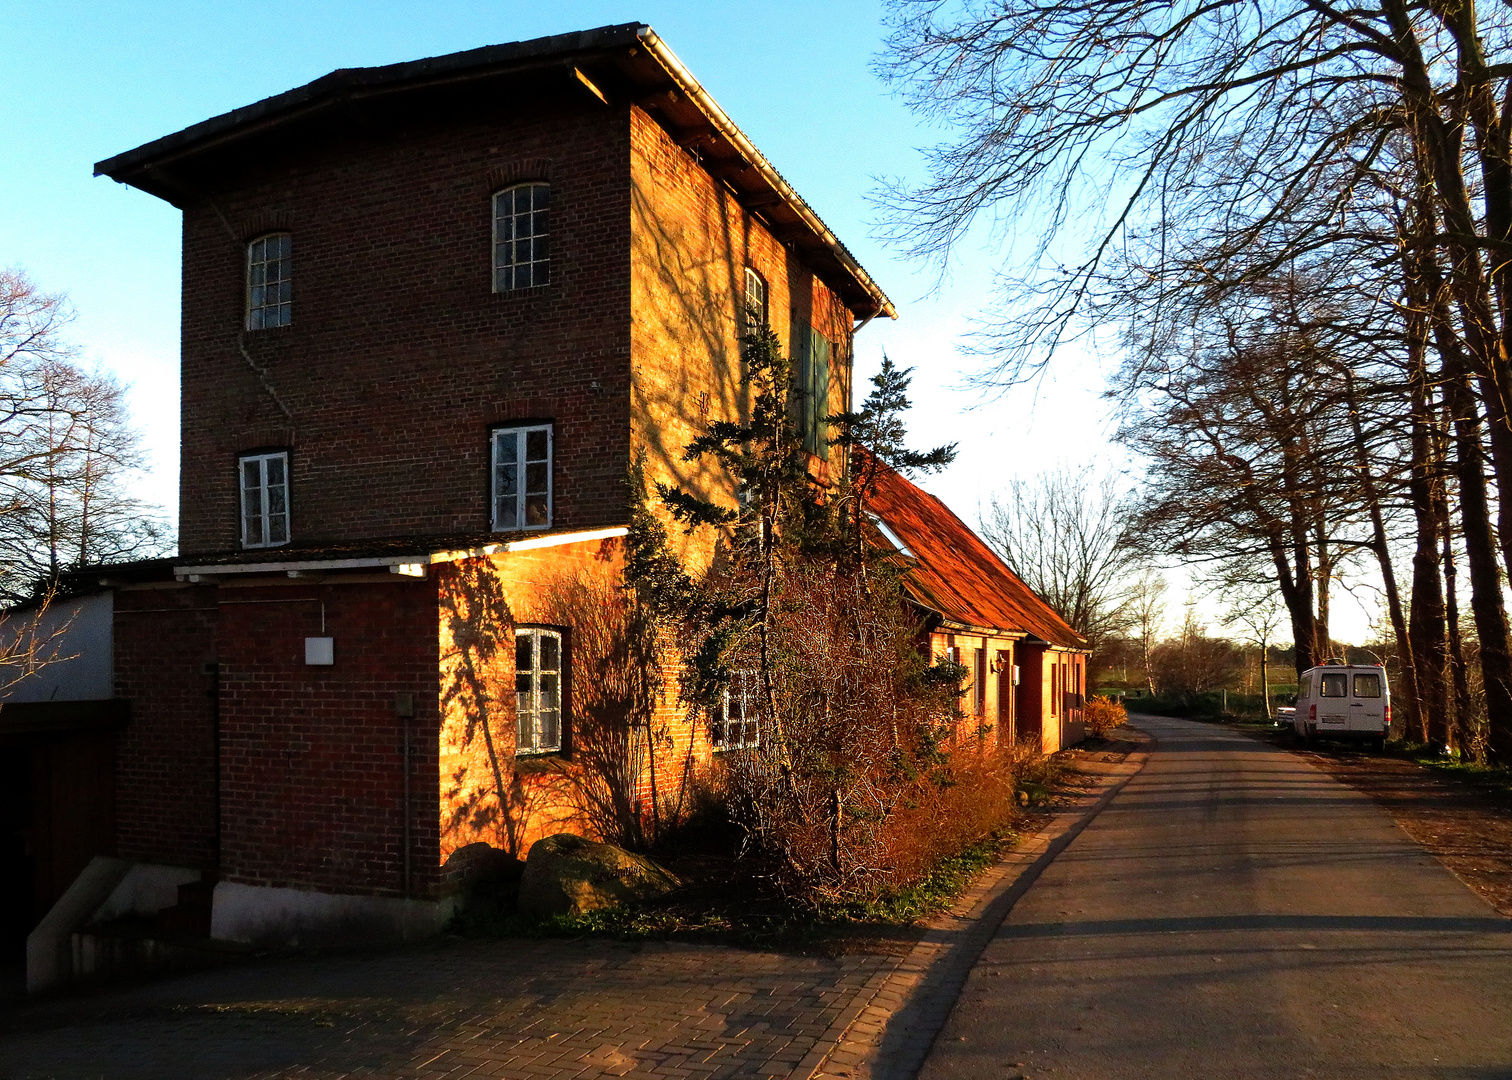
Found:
<box><xmin>239</xmin><ymin>451</ymin><xmax>289</xmax><ymax>548</ymax></box>
<box><xmin>743</xmin><ymin>267</ymin><xmax>768</xmax><ymax>333</ymax></box>
<box><xmin>493</xmin><ymin>182</ymin><xmax>550</xmax><ymax>291</ymax></box>
<box><xmin>246</xmin><ymin>233</ymin><xmax>292</xmax><ymax>329</ymax></box>
<box><xmin>516</xmin><ymin>628</ymin><xmax>563</xmax><ymax>754</ymax></box>
<box><xmin>491</xmin><ymin>424</ymin><xmax>552</xmax><ymax>531</ymax></box>
<box><xmin>711</xmin><ymin>670</ymin><xmax>760</xmax><ymax>750</ymax></box>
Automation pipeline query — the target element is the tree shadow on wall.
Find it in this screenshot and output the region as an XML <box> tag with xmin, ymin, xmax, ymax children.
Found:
<box><xmin>529</xmin><ymin>567</ymin><xmax>666</xmax><ymax>850</ymax></box>
<box><xmin>437</xmin><ymin>559</ymin><xmax>543</xmax><ymax>859</ymax></box>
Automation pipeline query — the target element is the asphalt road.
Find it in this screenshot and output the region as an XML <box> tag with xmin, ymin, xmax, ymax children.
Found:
<box><xmin>917</xmin><ymin>715</ymin><xmax>1512</xmax><ymax>1080</ymax></box>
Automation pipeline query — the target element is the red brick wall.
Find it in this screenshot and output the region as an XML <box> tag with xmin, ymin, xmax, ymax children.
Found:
<box><xmin>113</xmin><ymin>585</ymin><xmax>220</xmax><ymax>870</ymax></box>
<box><xmin>176</xmin><ymin>87</ymin><xmax>634</xmax><ymax>555</ymax></box>
<box><xmin>214</xmin><ymin>579</ymin><xmax>439</xmax><ymax>897</ymax></box>
<box><xmin>628</xmin><ymin>104</ymin><xmax>856</xmax><ymax>558</ymax></box>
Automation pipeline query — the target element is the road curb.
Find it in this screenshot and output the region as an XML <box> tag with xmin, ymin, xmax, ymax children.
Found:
<box><xmin>801</xmin><ymin>735</ymin><xmax>1153</xmax><ymax>1080</ymax></box>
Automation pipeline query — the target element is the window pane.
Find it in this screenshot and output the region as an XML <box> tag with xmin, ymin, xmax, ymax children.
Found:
<box><xmin>525</xmin><ymin>494</ymin><xmax>548</xmax><ymax>526</ymax></box>
<box><xmin>1321</xmin><ymin>673</ymin><xmax>1348</xmax><ymax>697</ymax></box>
<box><xmin>1353</xmin><ymin>673</ymin><xmax>1382</xmax><ymax>698</ymax></box>
<box><xmin>525</xmin><ymin>462</ymin><xmax>548</xmax><ymax>493</ymax></box>
<box><xmin>539</xmin><ymin>634</ymin><xmax>559</xmax><ymax>671</ymax></box>
<box><xmin>266</xmin><ymin>456</ymin><xmax>285</xmax><ymax>486</ymax></box>
<box><xmin>516</xmin><ymin>633</ymin><xmax>533</xmax><ymax>672</ymax></box>
<box><xmin>496</xmin><ymin>462</ymin><xmax>518</xmax><ymax>496</ymax></box>
<box><xmin>244</xmin><ymin>511</ymin><xmax>263</xmax><ymax>546</ymax></box>
<box><xmin>517</xmin><ymin>698</ymin><xmax>534</xmax><ymax>750</ymax></box>
<box><xmin>267</xmin><ymin>513</ymin><xmax>288</xmax><ymax>545</ymax></box>
<box><xmin>526</xmin><ymin>429</ymin><xmax>548</xmax><ymax>460</ymax></box>
<box><xmin>539</xmin><ymin>710</ymin><xmax>560</xmax><ymax>751</ymax></box>
<box><xmin>495</xmin><ymin>499</ymin><xmax>518</xmax><ymax>530</ymax></box>
<box><xmin>539</xmin><ymin>672</ymin><xmax>559</xmax><ymax>711</ymax></box>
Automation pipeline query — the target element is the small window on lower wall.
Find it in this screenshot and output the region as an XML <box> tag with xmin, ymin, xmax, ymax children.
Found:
<box><xmin>516</xmin><ymin>628</ymin><xmax>563</xmax><ymax>754</ymax></box>
<box><xmin>712</xmin><ymin>670</ymin><xmax>759</xmax><ymax>750</ymax></box>
<box><xmin>239</xmin><ymin>451</ymin><xmax>289</xmax><ymax>548</ymax></box>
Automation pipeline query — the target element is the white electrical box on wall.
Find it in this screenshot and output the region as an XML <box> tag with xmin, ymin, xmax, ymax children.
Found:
<box><xmin>1012</xmin><ymin>665</ymin><xmax>1021</xmax><ymax>686</ymax></box>
<box><xmin>305</xmin><ymin>637</ymin><xmax>334</xmax><ymax>665</ymax></box>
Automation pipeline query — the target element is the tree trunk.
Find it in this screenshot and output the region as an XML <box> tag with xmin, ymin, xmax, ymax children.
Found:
<box><xmin>1443</xmin><ymin>514</ymin><xmax>1477</xmax><ymax>757</ymax></box>
<box><xmin>1407</xmin><ymin>358</ymin><xmax>1450</xmax><ymax>746</ymax></box>
<box><xmin>1440</xmin><ymin>357</ymin><xmax>1512</xmax><ymax>763</ymax></box>
<box><xmin>1343</xmin><ymin>367</ymin><xmax>1419</xmax><ymax>731</ymax></box>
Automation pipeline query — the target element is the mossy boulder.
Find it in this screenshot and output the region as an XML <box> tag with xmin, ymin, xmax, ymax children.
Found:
<box><xmin>517</xmin><ymin>833</ymin><xmax>679</xmax><ymax>918</ymax></box>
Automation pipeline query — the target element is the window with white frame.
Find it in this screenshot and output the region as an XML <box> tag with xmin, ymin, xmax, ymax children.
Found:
<box><xmin>492</xmin><ymin>424</ymin><xmax>552</xmax><ymax>531</ymax></box>
<box><xmin>246</xmin><ymin>233</ymin><xmax>292</xmax><ymax>329</ymax></box>
<box><xmin>711</xmin><ymin>670</ymin><xmax>760</xmax><ymax>750</ymax></box>
<box><xmin>516</xmin><ymin>628</ymin><xmax>563</xmax><ymax>754</ymax></box>
<box><xmin>239</xmin><ymin>451</ymin><xmax>289</xmax><ymax>548</ymax></box>
<box><xmin>493</xmin><ymin>182</ymin><xmax>550</xmax><ymax>291</ymax></box>
<box><xmin>743</xmin><ymin>267</ymin><xmax>768</xmax><ymax>333</ymax></box>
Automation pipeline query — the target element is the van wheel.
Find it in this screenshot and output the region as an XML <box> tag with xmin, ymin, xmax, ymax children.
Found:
<box><xmin>1373</xmin><ymin>736</ymin><xmax>1386</xmax><ymax>753</ymax></box>
<box><xmin>1304</xmin><ymin>724</ymin><xmax>1317</xmax><ymax>746</ymax></box>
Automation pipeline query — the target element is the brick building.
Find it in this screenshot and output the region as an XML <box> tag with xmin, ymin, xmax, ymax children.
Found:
<box><xmin>861</xmin><ymin>453</ymin><xmax>1091</xmax><ymax>754</ymax></box>
<box><xmin>8</xmin><ymin>24</ymin><xmax>1080</xmax><ymax>985</ymax></box>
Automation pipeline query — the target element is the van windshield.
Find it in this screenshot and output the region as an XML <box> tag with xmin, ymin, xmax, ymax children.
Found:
<box><xmin>1320</xmin><ymin>673</ymin><xmax>1348</xmax><ymax>697</ymax></box>
<box><xmin>1354</xmin><ymin>673</ymin><xmax>1382</xmax><ymax>698</ymax></box>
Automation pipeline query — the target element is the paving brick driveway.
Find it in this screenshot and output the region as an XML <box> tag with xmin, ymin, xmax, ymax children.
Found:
<box><xmin>0</xmin><ymin>739</ymin><xmax>1148</xmax><ymax>1080</ymax></box>
<box><xmin>0</xmin><ymin>936</ymin><xmax>890</xmax><ymax>1080</ymax></box>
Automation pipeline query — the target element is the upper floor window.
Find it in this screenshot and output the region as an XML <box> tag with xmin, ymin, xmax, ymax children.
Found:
<box><xmin>516</xmin><ymin>627</ymin><xmax>564</xmax><ymax>754</ymax></box>
<box><xmin>492</xmin><ymin>424</ymin><xmax>552</xmax><ymax>531</ymax></box>
<box><xmin>493</xmin><ymin>183</ymin><xmax>550</xmax><ymax>291</ymax></box>
<box><xmin>240</xmin><ymin>451</ymin><xmax>289</xmax><ymax>548</ymax></box>
<box><xmin>246</xmin><ymin>234</ymin><xmax>292</xmax><ymax>329</ymax></box>
<box><xmin>743</xmin><ymin>267</ymin><xmax>768</xmax><ymax>333</ymax></box>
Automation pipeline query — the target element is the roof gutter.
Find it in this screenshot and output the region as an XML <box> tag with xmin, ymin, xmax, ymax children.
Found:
<box><xmin>635</xmin><ymin>27</ymin><xmax>896</xmax><ymax>321</ymax></box>
<box><xmin>172</xmin><ymin>525</ymin><xmax>629</xmax><ymax>580</ymax></box>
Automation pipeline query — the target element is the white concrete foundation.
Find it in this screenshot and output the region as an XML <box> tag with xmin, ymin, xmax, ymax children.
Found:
<box><xmin>92</xmin><ymin>862</ymin><xmax>202</xmax><ymax>922</ymax></box>
<box><xmin>210</xmin><ymin>881</ymin><xmax>458</xmax><ymax>948</ymax></box>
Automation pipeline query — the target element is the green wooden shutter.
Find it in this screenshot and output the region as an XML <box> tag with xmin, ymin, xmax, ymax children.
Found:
<box><xmin>793</xmin><ymin>321</ymin><xmax>812</xmax><ymax>450</ymax></box>
<box><xmin>810</xmin><ymin>332</ymin><xmax>831</xmax><ymax>460</ymax></box>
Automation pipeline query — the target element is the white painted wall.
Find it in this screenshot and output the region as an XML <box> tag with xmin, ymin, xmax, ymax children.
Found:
<box><xmin>0</xmin><ymin>591</ymin><xmax>114</xmax><ymax>702</ymax></box>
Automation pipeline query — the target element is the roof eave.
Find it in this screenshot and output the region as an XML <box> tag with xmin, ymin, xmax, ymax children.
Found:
<box><xmin>92</xmin><ymin>23</ymin><xmax>895</xmax><ymax>320</ymax></box>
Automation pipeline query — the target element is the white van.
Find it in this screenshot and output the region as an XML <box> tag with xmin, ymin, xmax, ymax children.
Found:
<box><xmin>1293</xmin><ymin>662</ymin><xmax>1391</xmax><ymax>750</ymax></box>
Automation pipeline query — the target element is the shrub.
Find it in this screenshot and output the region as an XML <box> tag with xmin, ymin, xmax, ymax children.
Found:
<box><xmin>1084</xmin><ymin>695</ymin><xmax>1127</xmax><ymax>737</ymax></box>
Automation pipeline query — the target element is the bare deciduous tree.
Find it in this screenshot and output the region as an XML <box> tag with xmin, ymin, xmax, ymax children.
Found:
<box><xmin>980</xmin><ymin>464</ymin><xmax>1135</xmax><ymax>653</ymax></box>
<box><xmin>0</xmin><ymin>268</ymin><xmax>170</xmax><ymax>600</ymax></box>
<box><xmin>877</xmin><ymin>0</ymin><xmax>1512</xmax><ymax>759</ymax></box>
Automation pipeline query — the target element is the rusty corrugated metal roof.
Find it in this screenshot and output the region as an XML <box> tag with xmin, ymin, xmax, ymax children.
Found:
<box><xmin>863</xmin><ymin>453</ymin><xmax>1086</xmax><ymax>650</ymax></box>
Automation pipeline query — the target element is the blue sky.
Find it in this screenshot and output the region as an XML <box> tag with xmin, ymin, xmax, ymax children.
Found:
<box><xmin>0</xmin><ymin>1</ymin><xmax>1373</xmax><ymax>640</ymax></box>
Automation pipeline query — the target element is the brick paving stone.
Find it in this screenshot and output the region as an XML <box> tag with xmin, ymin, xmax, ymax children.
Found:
<box><xmin>0</xmin><ymin>935</ymin><xmax>891</xmax><ymax>1080</ymax></box>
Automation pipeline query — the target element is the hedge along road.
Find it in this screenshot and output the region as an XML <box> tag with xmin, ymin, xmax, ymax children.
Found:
<box><xmin>917</xmin><ymin>714</ymin><xmax>1512</xmax><ymax>1080</ymax></box>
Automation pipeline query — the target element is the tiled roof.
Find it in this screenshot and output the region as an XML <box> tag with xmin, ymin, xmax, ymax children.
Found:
<box><xmin>862</xmin><ymin>453</ymin><xmax>1086</xmax><ymax>650</ymax></box>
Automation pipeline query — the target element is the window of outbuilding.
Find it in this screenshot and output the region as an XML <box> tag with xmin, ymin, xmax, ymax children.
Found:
<box><xmin>491</xmin><ymin>424</ymin><xmax>552</xmax><ymax>531</ymax></box>
<box><xmin>493</xmin><ymin>182</ymin><xmax>550</xmax><ymax>291</ymax></box>
<box><xmin>246</xmin><ymin>233</ymin><xmax>292</xmax><ymax>330</ymax></box>
<box><xmin>239</xmin><ymin>450</ymin><xmax>289</xmax><ymax>548</ymax></box>
<box><xmin>516</xmin><ymin>628</ymin><xmax>563</xmax><ymax>754</ymax></box>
